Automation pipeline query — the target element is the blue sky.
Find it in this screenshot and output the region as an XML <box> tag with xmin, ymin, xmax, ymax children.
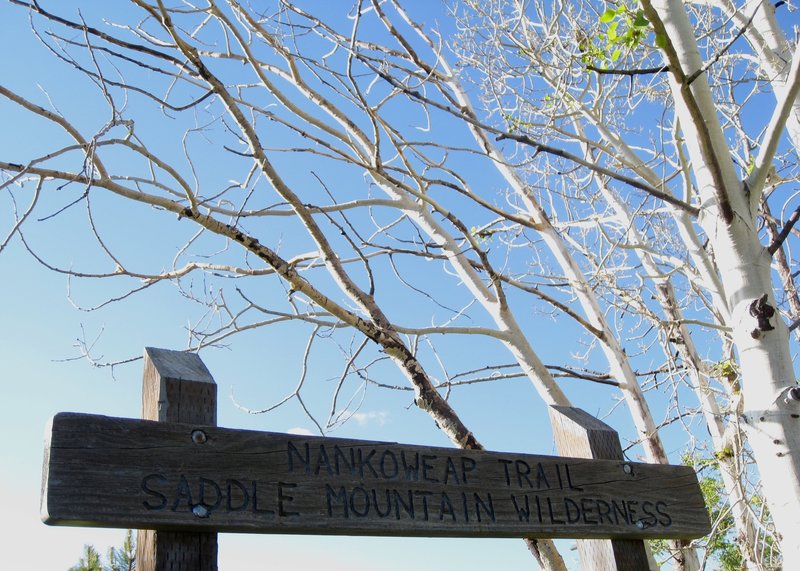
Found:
<box><xmin>0</xmin><ymin>1</ymin><xmax>722</xmax><ymax>569</ymax></box>
<box><xmin>0</xmin><ymin>4</ymin><xmax>574</xmax><ymax>571</ymax></box>
<box><xmin>0</xmin><ymin>210</ymin><xmax>583</xmax><ymax>569</ymax></box>
<box><xmin>0</xmin><ymin>229</ymin><xmax>584</xmax><ymax>569</ymax></box>
<box><xmin>0</xmin><ymin>3</ymin><xmax>581</xmax><ymax>567</ymax></box>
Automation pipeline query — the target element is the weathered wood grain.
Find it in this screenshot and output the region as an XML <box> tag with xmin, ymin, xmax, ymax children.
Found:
<box><xmin>550</xmin><ymin>405</ymin><xmax>654</xmax><ymax>570</ymax></box>
<box><xmin>42</xmin><ymin>412</ymin><xmax>710</xmax><ymax>540</ymax></box>
<box><xmin>136</xmin><ymin>347</ymin><xmax>218</xmax><ymax>571</ymax></box>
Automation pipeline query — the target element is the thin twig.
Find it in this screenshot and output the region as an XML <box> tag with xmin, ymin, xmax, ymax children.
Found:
<box><xmin>767</xmin><ymin>202</ymin><xmax>800</xmax><ymax>255</ymax></box>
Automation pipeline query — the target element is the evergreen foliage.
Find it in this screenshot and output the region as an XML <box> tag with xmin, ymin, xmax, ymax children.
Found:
<box><xmin>69</xmin><ymin>530</ymin><xmax>135</xmax><ymax>571</ymax></box>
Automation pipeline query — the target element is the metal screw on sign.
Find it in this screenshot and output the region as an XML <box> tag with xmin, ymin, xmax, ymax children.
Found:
<box><xmin>192</xmin><ymin>429</ymin><xmax>208</xmax><ymax>444</ymax></box>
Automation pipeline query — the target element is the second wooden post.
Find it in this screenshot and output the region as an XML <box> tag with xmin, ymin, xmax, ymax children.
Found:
<box><xmin>549</xmin><ymin>406</ymin><xmax>654</xmax><ymax>571</ymax></box>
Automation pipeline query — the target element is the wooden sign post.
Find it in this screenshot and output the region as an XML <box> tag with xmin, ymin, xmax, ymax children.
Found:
<box><xmin>136</xmin><ymin>347</ymin><xmax>219</xmax><ymax>571</ymax></box>
<box><xmin>41</xmin><ymin>348</ymin><xmax>710</xmax><ymax>570</ymax></box>
<box><xmin>550</xmin><ymin>406</ymin><xmax>653</xmax><ymax>570</ymax></box>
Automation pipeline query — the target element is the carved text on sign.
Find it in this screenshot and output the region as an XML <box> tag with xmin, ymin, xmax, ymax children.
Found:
<box><xmin>42</xmin><ymin>413</ymin><xmax>707</xmax><ymax>539</ymax></box>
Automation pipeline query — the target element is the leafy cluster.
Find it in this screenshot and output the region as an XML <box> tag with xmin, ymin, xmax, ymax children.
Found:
<box><xmin>651</xmin><ymin>454</ymin><xmax>780</xmax><ymax>570</ymax></box>
<box><xmin>649</xmin><ymin>454</ymin><xmax>742</xmax><ymax>569</ymax></box>
<box><xmin>695</xmin><ymin>460</ymin><xmax>744</xmax><ymax>570</ymax></box>
<box><xmin>711</xmin><ymin>359</ymin><xmax>740</xmax><ymax>394</ymax></box>
<box><xmin>578</xmin><ymin>4</ymin><xmax>663</xmax><ymax>68</ymax></box>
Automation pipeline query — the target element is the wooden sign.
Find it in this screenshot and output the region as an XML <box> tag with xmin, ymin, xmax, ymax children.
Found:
<box><xmin>42</xmin><ymin>412</ymin><xmax>709</xmax><ymax>540</ymax></box>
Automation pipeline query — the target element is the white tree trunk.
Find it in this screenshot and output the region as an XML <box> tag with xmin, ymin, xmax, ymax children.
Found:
<box><xmin>650</xmin><ymin>0</ymin><xmax>800</xmax><ymax>566</ymax></box>
<box><xmin>586</xmin><ymin>136</ymin><xmax>760</xmax><ymax>567</ymax></box>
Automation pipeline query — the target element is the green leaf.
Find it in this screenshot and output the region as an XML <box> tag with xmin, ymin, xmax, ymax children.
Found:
<box><xmin>633</xmin><ymin>10</ymin><xmax>649</xmax><ymax>27</ymax></box>
<box><xmin>608</xmin><ymin>21</ymin><xmax>619</xmax><ymax>41</ymax></box>
<box><xmin>599</xmin><ymin>8</ymin><xmax>616</xmax><ymax>23</ymax></box>
<box><xmin>655</xmin><ymin>33</ymin><xmax>667</xmax><ymax>49</ymax></box>
<box><xmin>611</xmin><ymin>49</ymin><xmax>621</xmax><ymax>62</ymax></box>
